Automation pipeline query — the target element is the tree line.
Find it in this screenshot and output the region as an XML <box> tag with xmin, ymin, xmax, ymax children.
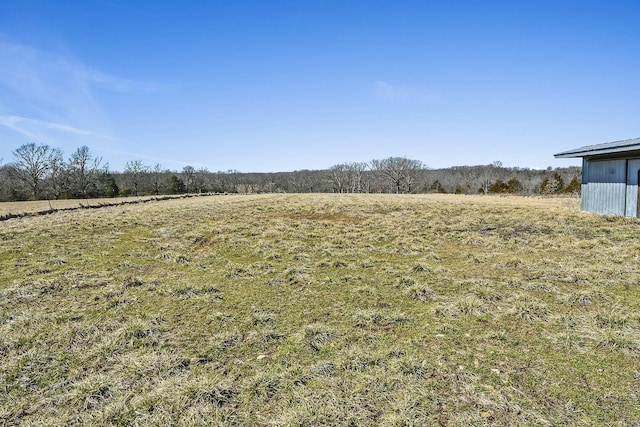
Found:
<box><xmin>0</xmin><ymin>143</ymin><xmax>581</xmax><ymax>202</ymax></box>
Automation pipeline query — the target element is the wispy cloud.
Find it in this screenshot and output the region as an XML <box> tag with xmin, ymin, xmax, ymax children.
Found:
<box><xmin>89</xmin><ymin>70</ymin><xmax>169</xmax><ymax>93</ymax></box>
<box><xmin>374</xmin><ymin>81</ymin><xmax>411</xmax><ymax>101</ymax></box>
<box><xmin>0</xmin><ymin>114</ymin><xmax>127</xmax><ymax>165</ymax></box>
<box><xmin>0</xmin><ymin>36</ymin><xmax>173</xmax><ymax>166</ymax></box>
<box><xmin>90</xmin><ymin>0</ymin><xmax>140</xmax><ymax>14</ymax></box>
<box><xmin>0</xmin><ymin>115</ymin><xmax>116</xmax><ymax>141</ymax></box>
<box><xmin>0</xmin><ymin>38</ymin><xmax>96</xmax><ymax>127</ymax></box>
<box><xmin>0</xmin><ymin>114</ymin><xmax>191</xmax><ymax>170</ymax></box>
<box><xmin>0</xmin><ymin>37</ymin><xmax>166</xmax><ymax>130</ymax></box>
<box><xmin>372</xmin><ymin>80</ymin><xmax>440</xmax><ymax>103</ymax></box>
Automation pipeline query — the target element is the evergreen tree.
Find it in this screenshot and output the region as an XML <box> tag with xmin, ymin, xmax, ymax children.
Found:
<box><xmin>540</xmin><ymin>172</ymin><xmax>564</xmax><ymax>194</ymax></box>
<box><xmin>563</xmin><ymin>176</ymin><xmax>581</xmax><ymax>194</ymax></box>
<box><xmin>167</xmin><ymin>175</ymin><xmax>186</xmax><ymax>194</ymax></box>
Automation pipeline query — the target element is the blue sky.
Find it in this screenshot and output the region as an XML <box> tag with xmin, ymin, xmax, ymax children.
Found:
<box><xmin>1</xmin><ymin>1</ymin><xmax>639</xmax><ymax>172</ymax></box>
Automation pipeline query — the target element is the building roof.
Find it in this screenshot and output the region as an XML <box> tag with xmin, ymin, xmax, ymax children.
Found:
<box><xmin>554</xmin><ymin>137</ymin><xmax>640</xmax><ymax>158</ymax></box>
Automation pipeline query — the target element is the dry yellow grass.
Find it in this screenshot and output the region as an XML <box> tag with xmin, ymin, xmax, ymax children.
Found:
<box><xmin>0</xmin><ymin>193</ymin><xmax>227</xmax><ymax>219</ymax></box>
<box><xmin>0</xmin><ymin>192</ymin><xmax>580</xmax><ymax>216</ymax></box>
<box><xmin>0</xmin><ymin>196</ymin><xmax>161</xmax><ymax>216</ymax></box>
<box><xmin>1</xmin><ymin>193</ymin><xmax>638</xmax><ymax>425</ymax></box>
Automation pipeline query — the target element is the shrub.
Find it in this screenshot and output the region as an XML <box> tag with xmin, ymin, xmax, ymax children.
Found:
<box><xmin>540</xmin><ymin>172</ymin><xmax>564</xmax><ymax>194</ymax></box>
<box><xmin>563</xmin><ymin>176</ymin><xmax>581</xmax><ymax>194</ymax></box>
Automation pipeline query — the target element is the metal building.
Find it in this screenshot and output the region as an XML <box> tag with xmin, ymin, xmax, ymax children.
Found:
<box><xmin>555</xmin><ymin>137</ymin><xmax>640</xmax><ymax>217</ymax></box>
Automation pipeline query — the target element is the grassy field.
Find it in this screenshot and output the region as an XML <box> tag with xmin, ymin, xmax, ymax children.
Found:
<box><xmin>1</xmin><ymin>194</ymin><xmax>639</xmax><ymax>425</ymax></box>
<box><xmin>0</xmin><ymin>196</ymin><xmax>141</xmax><ymax>216</ymax></box>
<box><xmin>0</xmin><ymin>194</ymin><xmax>208</xmax><ymax>218</ymax></box>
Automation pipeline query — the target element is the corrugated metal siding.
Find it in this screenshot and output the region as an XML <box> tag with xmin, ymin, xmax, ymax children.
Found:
<box><xmin>583</xmin><ymin>159</ymin><xmax>627</xmax><ymax>215</ymax></box>
<box><xmin>625</xmin><ymin>159</ymin><xmax>640</xmax><ymax>217</ymax></box>
<box><xmin>583</xmin><ymin>183</ymin><xmax>626</xmax><ymax>215</ymax></box>
<box><xmin>586</xmin><ymin>159</ymin><xmax>626</xmax><ymax>183</ymax></box>
<box><xmin>625</xmin><ymin>186</ymin><xmax>637</xmax><ymax>217</ymax></box>
<box><xmin>581</xmin><ymin>184</ymin><xmax>588</xmax><ymax>211</ymax></box>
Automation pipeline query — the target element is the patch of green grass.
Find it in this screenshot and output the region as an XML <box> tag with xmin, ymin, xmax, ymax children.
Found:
<box><xmin>1</xmin><ymin>194</ymin><xmax>640</xmax><ymax>425</ymax></box>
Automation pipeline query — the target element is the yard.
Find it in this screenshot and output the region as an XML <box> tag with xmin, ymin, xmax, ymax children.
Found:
<box><xmin>1</xmin><ymin>194</ymin><xmax>638</xmax><ymax>425</ymax></box>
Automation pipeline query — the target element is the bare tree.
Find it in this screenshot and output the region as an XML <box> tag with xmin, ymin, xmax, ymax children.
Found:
<box><xmin>182</xmin><ymin>166</ymin><xmax>196</xmax><ymax>193</ymax></box>
<box><xmin>349</xmin><ymin>162</ymin><xmax>369</xmax><ymax>193</ymax></box>
<box><xmin>0</xmin><ymin>161</ymin><xmax>10</xmax><ymax>200</ymax></box>
<box><xmin>45</xmin><ymin>148</ymin><xmax>66</xmax><ymax>199</ymax></box>
<box><xmin>477</xmin><ymin>164</ymin><xmax>501</xmax><ymax>194</ymax></box>
<box><xmin>11</xmin><ymin>143</ymin><xmax>57</xmax><ymax>199</ymax></box>
<box><xmin>370</xmin><ymin>157</ymin><xmax>424</xmax><ymax>193</ymax></box>
<box><xmin>124</xmin><ymin>160</ymin><xmax>149</xmax><ymax>196</ymax></box>
<box><xmin>288</xmin><ymin>169</ymin><xmax>329</xmax><ymax>193</ymax></box>
<box><xmin>67</xmin><ymin>146</ymin><xmax>107</xmax><ymax>198</ymax></box>
<box><xmin>286</xmin><ymin>172</ymin><xmax>298</xmax><ymax>193</ymax></box>
<box><xmin>151</xmin><ymin>163</ymin><xmax>164</xmax><ymax>195</ymax></box>
<box><xmin>329</xmin><ymin>164</ymin><xmax>349</xmax><ymax>193</ymax></box>
<box><xmin>451</xmin><ymin>166</ymin><xmax>474</xmax><ymax>194</ymax></box>
<box><xmin>194</xmin><ymin>167</ymin><xmax>209</xmax><ymax>193</ymax></box>
<box><xmin>213</xmin><ymin>170</ymin><xmax>240</xmax><ymax>193</ymax></box>
<box><xmin>330</xmin><ymin>162</ymin><xmax>369</xmax><ymax>193</ymax></box>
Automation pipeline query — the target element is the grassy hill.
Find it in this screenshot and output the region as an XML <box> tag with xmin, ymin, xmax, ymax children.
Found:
<box><xmin>1</xmin><ymin>194</ymin><xmax>638</xmax><ymax>425</ymax></box>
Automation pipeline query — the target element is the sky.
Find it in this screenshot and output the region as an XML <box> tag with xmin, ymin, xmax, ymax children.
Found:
<box><xmin>1</xmin><ymin>0</ymin><xmax>639</xmax><ymax>173</ymax></box>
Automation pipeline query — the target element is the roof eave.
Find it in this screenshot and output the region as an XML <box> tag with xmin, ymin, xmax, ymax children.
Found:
<box><xmin>554</xmin><ymin>145</ymin><xmax>640</xmax><ymax>159</ymax></box>
<box><xmin>554</xmin><ymin>152</ymin><xmax>583</xmax><ymax>159</ymax></box>
<box><xmin>555</xmin><ymin>138</ymin><xmax>640</xmax><ymax>159</ymax></box>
